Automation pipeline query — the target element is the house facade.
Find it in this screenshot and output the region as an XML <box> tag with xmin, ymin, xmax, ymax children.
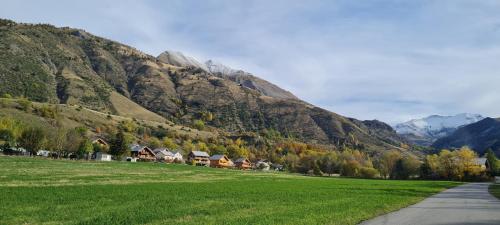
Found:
<box><xmin>92</xmin><ymin>137</ymin><xmax>108</xmax><ymax>147</ymax></box>
<box><xmin>187</xmin><ymin>151</ymin><xmax>210</xmax><ymax>166</ymax></box>
<box><xmin>130</xmin><ymin>144</ymin><xmax>156</xmax><ymax>161</ymax></box>
<box><xmin>209</xmin><ymin>155</ymin><xmax>233</xmax><ymax>168</ymax></box>
<box><xmin>234</xmin><ymin>157</ymin><xmax>252</xmax><ymax>170</ymax></box>
<box><xmin>255</xmin><ymin>159</ymin><xmax>270</xmax><ymax>171</ymax></box>
<box><xmin>95</xmin><ymin>152</ymin><xmax>112</xmax><ymax>161</ymax></box>
<box><xmin>153</xmin><ymin>148</ymin><xmax>174</xmax><ymax>162</ymax></box>
<box><xmin>172</xmin><ymin>151</ymin><xmax>183</xmax><ymax>162</ymax></box>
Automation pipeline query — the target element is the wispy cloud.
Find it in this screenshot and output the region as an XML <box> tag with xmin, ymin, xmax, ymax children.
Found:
<box><xmin>1</xmin><ymin>0</ymin><xmax>500</xmax><ymax>124</ymax></box>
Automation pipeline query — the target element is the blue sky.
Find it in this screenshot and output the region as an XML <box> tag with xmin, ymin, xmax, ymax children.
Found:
<box><xmin>2</xmin><ymin>0</ymin><xmax>500</xmax><ymax>124</ymax></box>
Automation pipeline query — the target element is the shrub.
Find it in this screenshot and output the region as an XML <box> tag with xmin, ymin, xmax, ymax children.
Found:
<box><xmin>1</xmin><ymin>93</ymin><xmax>12</xmax><ymax>98</ymax></box>
<box><xmin>360</xmin><ymin>167</ymin><xmax>379</xmax><ymax>179</ymax></box>
<box><xmin>18</xmin><ymin>98</ymin><xmax>32</xmax><ymax>112</ymax></box>
<box><xmin>192</xmin><ymin>120</ymin><xmax>205</xmax><ymax>130</ymax></box>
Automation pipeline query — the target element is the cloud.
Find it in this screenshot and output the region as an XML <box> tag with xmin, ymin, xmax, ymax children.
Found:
<box><xmin>1</xmin><ymin>0</ymin><xmax>500</xmax><ymax>124</ymax></box>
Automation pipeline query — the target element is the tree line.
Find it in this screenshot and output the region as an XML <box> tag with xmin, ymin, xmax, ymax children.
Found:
<box><xmin>0</xmin><ymin>101</ymin><xmax>495</xmax><ymax>181</ymax></box>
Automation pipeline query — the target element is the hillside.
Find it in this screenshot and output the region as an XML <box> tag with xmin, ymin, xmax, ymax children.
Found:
<box><xmin>0</xmin><ymin>19</ymin><xmax>408</xmax><ymax>153</ymax></box>
<box><xmin>432</xmin><ymin>118</ymin><xmax>500</xmax><ymax>156</ymax></box>
<box><xmin>394</xmin><ymin>114</ymin><xmax>484</xmax><ymax>146</ymax></box>
<box><xmin>0</xmin><ymin>98</ymin><xmax>216</xmax><ymax>141</ymax></box>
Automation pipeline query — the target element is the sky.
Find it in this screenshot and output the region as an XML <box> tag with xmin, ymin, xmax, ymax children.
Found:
<box><xmin>2</xmin><ymin>0</ymin><xmax>500</xmax><ymax>124</ymax></box>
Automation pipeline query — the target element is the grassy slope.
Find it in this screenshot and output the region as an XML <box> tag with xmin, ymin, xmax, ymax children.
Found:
<box><xmin>490</xmin><ymin>183</ymin><xmax>500</xmax><ymax>199</ymax></box>
<box><xmin>0</xmin><ymin>157</ymin><xmax>460</xmax><ymax>225</ymax></box>
<box><xmin>108</xmin><ymin>91</ymin><xmax>166</xmax><ymax>123</ymax></box>
<box><xmin>0</xmin><ymin>98</ymin><xmax>216</xmax><ymax>140</ymax></box>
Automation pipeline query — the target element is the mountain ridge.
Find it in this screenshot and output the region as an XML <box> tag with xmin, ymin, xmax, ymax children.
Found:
<box><xmin>394</xmin><ymin>113</ymin><xmax>484</xmax><ymax>146</ymax></box>
<box><xmin>0</xmin><ymin>18</ymin><xmax>408</xmax><ymax>153</ymax></box>
<box><xmin>432</xmin><ymin>117</ymin><xmax>500</xmax><ymax>156</ymax></box>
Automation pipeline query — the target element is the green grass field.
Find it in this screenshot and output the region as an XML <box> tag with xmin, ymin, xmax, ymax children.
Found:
<box><xmin>0</xmin><ymin>156</ymin><xmax>460</xmax><ymax>225</ymax></box>
<box><xmin>490</xmin><ymin>183</ymin><xmax>500</xmax><ymax>199</ymax></box>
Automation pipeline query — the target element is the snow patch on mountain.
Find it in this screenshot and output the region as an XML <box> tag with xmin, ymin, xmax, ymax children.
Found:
<box><xmin>205</xmin><ymin>60</ymin><xmax>239</xmax><ymax>75</ymax></box>
<box><xmin>394</xmin><ymin>113</ymin><xmax>484</xmax><ymax>146</ymax></box>
<box><xmin>395</xmin><ymin>113</ymin><xmax>484</xmax><ymax>136</ymax></box>
<box><xmin>157</xmin><ymin>51</ymin><xmax>208</xmax><ymax>70</ymax></box>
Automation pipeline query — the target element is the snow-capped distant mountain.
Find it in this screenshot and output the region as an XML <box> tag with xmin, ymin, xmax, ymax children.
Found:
<box><xmin>394</xmin><ymin>113</ymin><xmax>485</xmax><ymax>146</ymax></box>
<box><xmin>157</xmin><ymin>51</ymin><xmax>209</xmax><ymax>70</ymax></box>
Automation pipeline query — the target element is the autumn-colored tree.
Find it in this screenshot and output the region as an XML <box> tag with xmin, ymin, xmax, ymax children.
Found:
<box><xmin>46</xmin><ymin>129</ymin><xmax>67</xmax><ymax>158</ymax></box>
<box><xmin>375</xmin><ymin>150</ymin><xmax>401</xmax><ymax>179</ymax></box>
<box><xmin>197</xmin><ymin>142</ymin><xmax>209</xmax><ymax>152</ymax></box>
<box><xmin>147</xmin><ymin>136</ymin><xmax>161</xmax><ymax>149</ymax></box>
<box><xmin>162</xmin><ymin>137</ymin><xmax>179</xmax><ymax>150</ymax></box>
<box><xmin>182</xmin><ymin>140</ymin><xmax>196</xmax><ymax>154</ymax></box>
<box><xmin>455</xmin><ymin>147</ymin><xmax>480</xmax><ymax>179</ymax></box>
<box><xmin>19</xmin><ymin>127</ymin><xmax>46</xmax><ymax>156</ymax></box>
<box><xmin>77</xmin><ymin>139</ymin><xmax>93</xmax><ymax>160</ymax></box>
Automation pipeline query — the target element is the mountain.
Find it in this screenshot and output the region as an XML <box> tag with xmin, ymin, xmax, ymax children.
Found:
<box><xmin>157</xmin><ymin>51</ymin><xmax>208</xmax><ymax>71</ymax></box>
<box><xmin>394</xmin><ymin>113</ymin><xmax>484</xmax><ymax>146</ymax></box>
<box><xmin>0</xmin><ymin>19</ymin><xmax>408</xmax><ymax>153</ymax></box>
<box><xmin>204</xmin><ymin>60</ymin><xmax>298</xmax><ymax>100</ymax></box>
<box><xmin>432</xmin><ymin>118</ymin><xmax>500</xmax><ymax>156</ymax></box>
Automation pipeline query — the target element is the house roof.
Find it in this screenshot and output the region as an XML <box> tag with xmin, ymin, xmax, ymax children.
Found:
<box><xmin>130</xmin><ymin>144</ymin><xmax>154</xmax><ymax>155</ymax></box>
<box><xmin>91</xmin><ymin>137</ymin><xmax>108</xmax><ymax>145</ymax></box>
<box><xmin>209</xmin><ymin>154</ymin><xmax>227</xmax><ymax>160</ymax></box>
<box><xmin>190</xmin><ymin>151</ymin><xmax>210</xmax><ymax>157</ymax></box>
<box><xmin>153</xmin><ymin>147</ymin><xmax>170</xmax><ymax>152</ymax></box>
<box><xmin>476</xmin><ymin>157</ymin><xmax>487</xmax><ymax>165</ymax></box>
<box><xmin>171</xmin><ymin>151</ymin><xmax>182</xmax><ymax>155</ymax></box>
<box><xmin>154</xmin><ymin>149</ymin><xmax>174</xmax><ymax>156</ymax></box>
<box><xmin>234</xmin><ymin>158</ymin><xmax>249</xmax><ymax>163</ymax></box>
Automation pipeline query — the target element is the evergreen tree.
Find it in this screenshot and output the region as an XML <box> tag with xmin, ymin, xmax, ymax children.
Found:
<box><xmin>110</xmin><ymin>131</ymin><xmax>131</xmax><ymax>157</ymax></box>
<box><xmin>486</xmin><ymin>149</ymin><xmax>499</xmax><ymax>176</ymax></box>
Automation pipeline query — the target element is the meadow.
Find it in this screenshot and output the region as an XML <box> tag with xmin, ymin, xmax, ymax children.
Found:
<box><xmin>0</xmin><ymin>156</ymin><xmax>460</xmax><ymax>225</ymax></box>
<box><xmin>491</xmin><ymin>183</ymin><xmax>500</xmax><ymax>199</ymax></box>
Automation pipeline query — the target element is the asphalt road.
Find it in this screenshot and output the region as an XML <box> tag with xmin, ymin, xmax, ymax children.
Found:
<box><xmin>360</xmin><ymin>183</ymin><xmax>500</xmax><ymax>225</ymax></box>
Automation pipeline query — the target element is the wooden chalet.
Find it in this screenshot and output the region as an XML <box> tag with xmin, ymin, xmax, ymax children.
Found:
<box><xmin>187</xmin><ymin>151</ymin><xmax>210</xmax><ymax>166</ymax></box>
<box><xmin>153</xmin><ymin>148</ymin><xmax>174</xmax><ymax>162</ymax></box>
<box><xmin>209</xmin><ymin>155</ymin><xmax>233</xmax><ymax>168</ymax></box>
<box><xmin>130</xmin><ymin>144</ymin><xmax>156</xmax><ymax>161</ymax></box>
<box><xmin>91</xmin><ymin>137</ymin><xmax>108</xmax><ymax>147</ymax></box>
<box><xmin>234</xmin><ymin>157</ymin><xmax>252</xmax><ymax>170</ymax></box>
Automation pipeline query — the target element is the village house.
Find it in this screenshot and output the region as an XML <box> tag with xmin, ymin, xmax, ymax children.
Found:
<box><xmin>95</xmin><ymin>152</ymin><xmax>112</xmax><ymax>161</ymax></box>
<box><xmin>234</xmin><ymin>157</ymin><xmax>252</xmax><ymax>170</ymax></box>
<box><xmin>125</xmin><ymin>157</ymin><xmax>137</xmax><ymax>162</ymax></box>
<box><xmin>153</xmin><ymin>148</ymin><xmax>175</xmax><ymax>162</ymax></box>
<box><xmin>91</xmin><ymin>137</ymin><xmax>108</xmax><ymax>148</ymax></box>
<box><xmin>271</xmin><ymin>163</ymin><xmax>284</xmax><ymax>171</ymax></box>
<box><xmin>36</xmin><ymin>150</ymin><xmax>50</xmax><ymax>157</ymax></box>
<box><xmin>255</xmin><ymin>159</ymin><xmax>270</xmax><ymax>171</ymax></box>
<box><xmin>171</xmin><ymin>151</ymin><xmax>184</xmax><ymax>162</ymax></box>
<box><xmin>187</xmin><ymin>151</ymin><xmax>210</xmax><ymax>166</ymax></box>
<box><xmin>476</xmin><ymin>157</ymin><xmax>488</xmax><ymax>170</ymax></box>
<box><xmin>209</xmin><ymin>154</ymin><xmax>234</xmax><ymax>168</ymax></box>
<box><xmin>130</xmin><ymin>144</ymin><xmax>156</xmax><ymax>161</ymax></box>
